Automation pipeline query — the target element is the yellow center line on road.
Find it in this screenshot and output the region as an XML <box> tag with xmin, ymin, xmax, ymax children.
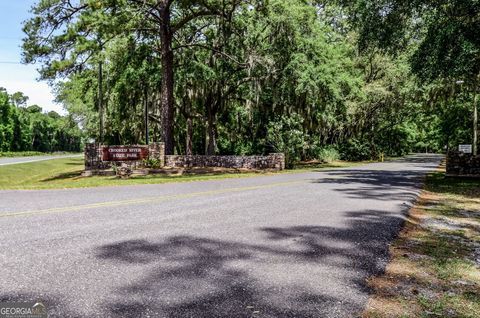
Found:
<box><xmin>0</xmin><ymin>180</ymin><xmax>305</xmax><ymax>218</ymax></box>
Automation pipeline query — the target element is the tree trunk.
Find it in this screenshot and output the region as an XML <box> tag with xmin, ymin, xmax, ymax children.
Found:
<box><xmin>186</xmin><ymin>117</ymin><xmax>193</xmax><ymax>156</ymax></box>
<box><xmin>206</xmin><ymin>115</ymin><xmax>216</xmax><ymax>155</ymax></box>
<box><xmin>205</xmin><ymin>91</ymin><xmax>220</xmax><ymax>155</ymax></box>
<box><xmin>159</xmin><ymin>2</ymin><xmax>175</xmax><ymax>155</ymax></box>
<box><xmin>474</xmin><ymin>89</ymin><xmax>478</xmax><ymax>155</ymax></box>
<box><xmin>98</xmin><ymin>60</ymin><xmax>104</xmax><ymax>143</ymax></box>
<box><xmin>183</xmin><ymin>88</ymin><xmax>194</xmax><ymax>156</ymax></box>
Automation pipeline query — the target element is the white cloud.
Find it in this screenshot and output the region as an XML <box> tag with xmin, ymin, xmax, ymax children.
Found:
<box><xmin>0</xmin><ymin>0</ymin><xmax>65</xmax><ymax>114</ymax></box>
<box><xmin>0</xmin><ymin>63</ymin><xmax>65</xmax><ymax>114</ymax></box>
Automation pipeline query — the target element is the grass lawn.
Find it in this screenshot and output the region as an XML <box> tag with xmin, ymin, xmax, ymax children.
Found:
<box><xmin>363</xmin><ymin>166</ymin><xmax>480</xmax><ymax>318</ymax></box>
<box><xmin>0</xmin><ymin>157</ymin><xmax>366</xmax><ymax>190</ymax></box>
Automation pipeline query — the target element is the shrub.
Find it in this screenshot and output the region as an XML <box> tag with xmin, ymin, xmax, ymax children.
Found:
<box><xmin>143</xmin><ymin>158</ymin><xmax>161</xmax><ymax>168</ymax></box>
<box><xmin>340</xmin><ymin>138</ymin><xmax>374</xmax><ymax>161</ymax></box>
<box><xmin>313</xmin><ymin>145</ymin><xmax>340</xmax><ymax>163</ymax></box>
<box><xmin>266</xmin><ymin>113</ymin><xmax>309</xmax><ymax>168</ymax></box>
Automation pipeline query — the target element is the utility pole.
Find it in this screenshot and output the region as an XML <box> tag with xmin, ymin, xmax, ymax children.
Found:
<box><xmin>144</xmin><ymin>84</ymin><xmax>149</xmax><ymax>145</ymax></box>
<box><xmin>144</xmin><ymin>55</ymin><xmax>151</xmax><ymax>145</ymax></box>
<box><xmin>97</xmin><ymin>35</ymin><xmax>104</xmax><ymax>144</ymax></box>
<box><xmin>474</xmin><ymin>86</ymin><xmax>478</xmax><ymax>155</ymax></box>
<box><xmin>98</xmin><ymin>59</ymin><xmax>104</xmax><ymax>143</ymax></box>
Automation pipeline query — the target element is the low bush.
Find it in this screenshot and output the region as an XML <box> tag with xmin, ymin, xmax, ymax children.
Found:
<box><xmin>310</xmin><ymin>144</ymin><xmax>340</xmax><ymax>163</ymax></box>
<box><xmin>340</xmin><ymin>138</ymin><xmax>374</xmax><ymax>161</ymax></box>
<box><xmin>143</xmin><ymin>158</ymin><xmax>162</xmax><ymax>168</ymax></box>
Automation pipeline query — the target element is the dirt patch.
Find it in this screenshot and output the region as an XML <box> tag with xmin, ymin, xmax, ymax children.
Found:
<box><xmin>363</xmin><ymin>171</ymin><xmax>480</xmax><ymax>318</ymax></box>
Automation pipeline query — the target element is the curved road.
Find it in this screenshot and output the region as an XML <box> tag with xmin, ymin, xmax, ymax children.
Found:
<box><xmin>0</xmin><ymin>154</ymin><xmax>82</xmax><ymax>166</ymax></box>
<box><xmin>0</xmin><ymin>154</ymin><xmax>442</xmax><ymax>317</ymax></box>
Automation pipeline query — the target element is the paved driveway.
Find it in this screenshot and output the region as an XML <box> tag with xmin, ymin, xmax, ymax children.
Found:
<box><xmin>0</xmin><ymin>154</ymin><xmax>442</xmax><ymax>317</ymax></box>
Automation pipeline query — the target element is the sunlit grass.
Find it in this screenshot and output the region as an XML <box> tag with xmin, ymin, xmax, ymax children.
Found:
<box><xmin>0</xmin><ymin>157</ymin><xmax>363</xmax><ymax>190</ymax></box>
<box><xmin>363</xmin><ymin>169</ymin><xmax>480</xmax><ymax>318</ymax></box>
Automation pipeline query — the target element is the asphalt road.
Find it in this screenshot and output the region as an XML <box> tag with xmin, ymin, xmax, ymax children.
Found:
<box><xmin>0</xmin><ymin>154</ymin><xmax>442</xmax><ymax>318</ymax></box>
<box><xmin>0</xmin><ymin>154</ymin><xmax>82</xmax><ymax>166</ymax></box>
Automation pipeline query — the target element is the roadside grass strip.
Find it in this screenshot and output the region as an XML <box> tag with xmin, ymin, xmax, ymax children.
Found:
<box><xmin>0</xmin><ymin>157</ymin><xmax>364</xmax><ymax>190</ymax></box>
<box><xmin>363</xmin><ymin>168</ymin><xmax>480</xmax><ymax>318</ymax></box>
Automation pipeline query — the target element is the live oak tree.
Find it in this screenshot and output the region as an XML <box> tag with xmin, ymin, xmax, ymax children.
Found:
<box><xmin>344</xmin><ymin>0</ymin><xmax>480</xmax><ymax>153</ymax></box>
<box><xmin>18</xmin><ymin>0</ymin><xmax>479</xmax><ymax>164</ymax></box>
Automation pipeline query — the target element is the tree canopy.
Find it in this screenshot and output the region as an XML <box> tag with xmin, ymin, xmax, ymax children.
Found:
<box><xmin>0</xmin><ymin>88</ymin><xmax>82</xmax><ymax>153</ymax></box>
<box><xmin>15</xmin><ymin>0</ymin><xmax>479</xmax><ymax>163</ymax></box>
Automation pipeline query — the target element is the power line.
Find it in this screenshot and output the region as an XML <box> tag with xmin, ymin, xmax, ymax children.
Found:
<box><xmin>0</xmin><ymin>61</ymin><xmax>22</xmax><ymax>64</ymax></box>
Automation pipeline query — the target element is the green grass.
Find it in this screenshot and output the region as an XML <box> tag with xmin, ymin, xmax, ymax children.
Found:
<box><xmin>425</xmin><ymin>171</ymin><xmax>480</xmax><ymax>197</ymax></box>
<box><xmin>364</xmin><ymin>167</ymin><xmax>480</xmax><ymax>318</ymax></box>
<box><xmin>0</xmin><ymin>157</ymin><xmax>364</xmax><ymax>190</ymax></box>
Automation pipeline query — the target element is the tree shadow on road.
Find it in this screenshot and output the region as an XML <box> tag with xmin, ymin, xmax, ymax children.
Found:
<box><xmin>94</xmin><ymin>209</ymin><xmax>405</xmax><ymax>318</ymax></box>
<box><xmin>309</xmin><ymin>154</ymin><xmax>441</xmax><ymax>202</ymax></box>
<box><xmin>310</xmin><ymin>169</ymin><xmax>426</xmax><ymax>202</ymax></box>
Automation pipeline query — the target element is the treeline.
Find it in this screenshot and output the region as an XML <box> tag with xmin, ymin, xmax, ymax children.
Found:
<box><xmin>0</xmin><ymin>88</ymin><xmax>82</xmax><ymax>152</ymax></box>
<box><xmin>21</xmin><ymin>0</ymin><xmax>479</xmax><ymax>165</ymax></box>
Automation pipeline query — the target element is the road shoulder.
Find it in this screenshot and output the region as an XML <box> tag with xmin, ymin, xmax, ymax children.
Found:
<box><xmin>0</xmin><ymin>154</ymin><xmax>82</xmax><ymax>166</ymax></box>
<box><xmin>362</xmin><ymin>167</ymin><xmax>480</xmax><ymax>317</ymax></box>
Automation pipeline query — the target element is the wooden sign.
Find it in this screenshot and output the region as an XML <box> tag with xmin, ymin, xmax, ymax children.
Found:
<box><xmin>102</xmin><ymin>146</ymin><xmax>149</xmax><ymax>161</ymax></box>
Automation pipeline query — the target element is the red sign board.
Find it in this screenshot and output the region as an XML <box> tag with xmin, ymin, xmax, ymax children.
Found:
<box><xmin>102</xmin><ymin>146</ymin><xmax>149</xmax><ymax>161</ymax></box>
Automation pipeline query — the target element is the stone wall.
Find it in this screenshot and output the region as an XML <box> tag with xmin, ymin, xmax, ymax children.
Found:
<box><xmin>164</xmin><ymin>153</ymin><xmax>285</xmax><ymax>170</ymax></box>
<box><xmin>446</xmin><ymin>151</ymin><xmax>480</xmax><ymax>177</ymax></box>
<box><xmin>84</xmin><ymin>142</ymin><xmax>285</xmax><ymax>173</ymax></box>
<box><xmin>84</xmin><ymin>142</ymin><xmax>165</xmax><ymax>172</ymax></box>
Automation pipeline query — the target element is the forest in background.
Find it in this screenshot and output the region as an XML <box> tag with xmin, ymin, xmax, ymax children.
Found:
<box><xmin>4</xmin><ymin>0</ymin><xmax>477</xmax><ymax>166</ymax></box>
<box><xmin>0</xmin><ymin>88</ymin><xmax>82</xmax><ymax>153</ymax></box>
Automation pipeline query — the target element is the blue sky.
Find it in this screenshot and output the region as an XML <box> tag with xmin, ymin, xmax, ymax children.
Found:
<box><xmin>0</xmin><ymin>0</ymin><xmax>63</xmax><ymax>113</ymax></box>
